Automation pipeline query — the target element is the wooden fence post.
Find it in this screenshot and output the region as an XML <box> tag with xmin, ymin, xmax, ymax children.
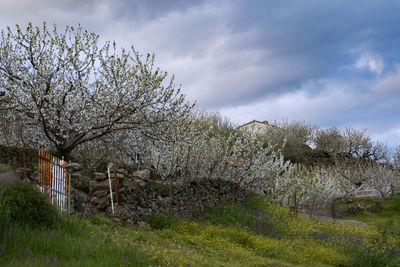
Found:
<box><xmin>23</xmin><ymin>146</ymin><xmax>27</xmax><ymax>181</ymax></box>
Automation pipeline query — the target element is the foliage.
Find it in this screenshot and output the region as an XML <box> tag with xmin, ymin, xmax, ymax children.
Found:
<box><xmin>314</xmin><ymin>127</ymin><xmax>389</xmax><ymax>161</ymax></box>
<box><xmin>0</xmin><ymin>22</ymin><xmax>193</xmax><ymax>159</ymax></box>
<box><xmin>314</xmin><ymin>126</ymin><xmax>344</xmax><ymax>154</ymax></box>
<box><xmin>346</xmin><ymin>195</ymin><xmax>400</xmax><ymax>244</ymax></box>
<box><xmin>1</xmin><ymin>195</ymin><xmax>399</xmax><ymax>266</ymax></box>
<box><xmin>393</xmin><ymin>145</ymin><xmax>400</xmax><ymax>169</ymax></box>
<box><xmin>0</xmin><ymin>215</ymin><xmax>156</xmax><ymax>267</ymax></box>
<box><xmin>149</xmin><ymin>126</ymin><xmax>293</xmax><ymax>194</ymax></box>
<box><xmin>0</xmin><ymin>144</ymin><xmax>37</xmax><ymax>168</ymax></box>
<box><xmin>146</xmin><ymin>213</ymin><xmax>181</xmax><ymax>230</ymax></box>
<box><xmin>0</xmin><ymin>163</ymin><xmax>10</xmax><ymax>172</ymax></box>
<box><xmin>0</xmin><ymin>181</ymin><xmax>60</xmax><ymax>230</ymax></box>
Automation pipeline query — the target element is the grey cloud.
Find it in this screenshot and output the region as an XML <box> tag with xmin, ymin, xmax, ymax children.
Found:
<box><xmin>1</xmin><ymin>0</ymin><xmax>400</xmax><ymax>145</ymax></box>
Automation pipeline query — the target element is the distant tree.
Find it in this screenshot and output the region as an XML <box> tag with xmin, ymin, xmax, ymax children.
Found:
<box><xmin>0</xmin><ymin>23</ymin><xmax>193</xmax><ymax>160</ymax></box>
<box><xmin>363</xmin><ymin>163</ymin><xmax>399</xmax><ymax>198</ymax></box>
<box><xmin>314</xmin><ymin>127</ymin><xmax>345</xmax><ymax>154</ymax></box>
<box><xmin>264</xmin><ymin>119</ymin><xmax>316</xmax><ymax>147</ymax></box>
<box><xmin>342</xmin><ymin>127</ymin><xmax>388</xmax><ymax>161</ymax></box>
<box><xmin>393</xmin><ymin>145</ymin><xmax>400</xmax><ymax>169</ymax></box>
<box><xmin>255</xmin><ymin>119</ymin><xmax>319</xmax><ymax>165</ymax></box>
<box><xmin>278</xmin><ymin>119</ymin><xmax>317</xmax><ymax>146</ymax></box>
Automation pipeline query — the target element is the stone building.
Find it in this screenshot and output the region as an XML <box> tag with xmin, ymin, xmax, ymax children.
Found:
<box><xmin>237</xmin><ymin>120</ymin><xmax>274</xmax><ymax>135</ymax></box>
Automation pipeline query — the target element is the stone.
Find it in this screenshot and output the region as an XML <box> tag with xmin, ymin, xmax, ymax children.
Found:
<box><xmin>110</xmin><ymin>172</ymin><xmax>124</xmax><ymax>179</ymax></box>
<box><xmin>71</xmin><ymin>173</ymin><xmax>90</xmax><ymax>192</ymax></box>
<box><xmin>134</xmin><ymin>179</ymin><xmax>146</xmax><ymax>186</ymax></box>
<box><xmin>93</xmin><ymin>189</ymin><xmax>108</xmax><ymax>198</ymax></box>
<box><xmin>72</xmin><ymin>189</ymin><xmax>89</xmax><ymax>212</ymax></box>
<box><xmin>117</xmin><ymin>168</ymin><xmax>128</xmax><ymax>175</ymax></box>
<box><xmin>81</xmin><ymin>203</ymin><xmax>98</xmax><ymax>217</ymax></box>
<box><xmin>112</xmin><ymin>203</ymin><xmax>133</xmax><ymax>221</ymax></box>
<box><xmin>118</xmin><ymin>188</ymin><xmax>132</xmax><ymax>203</ymax></box>
<box><xmin>137</xmin><ymin>221</ymin><xmax>151</xmax><ymax>230</ymax></box>
<box><xmin>94</xmin><ymin>172</ymin><xmax>107</xmax><ymax>181</ymax></box>
<box><xmin>97</xmin><ymin>196</ymin><xmax>112</xmax><ymax>210</ymax></box>
<box><xmin>139</xmin><ymin>197</ymin><xmax>147</xmax><ymax>207</ymax></box>
<box><xmin>91</xmin><ymin>180</ymin><xmax>115</xmax><ymax>192</ymax></box>
<box><xmin>69</xmin><ymin>162</ymin><xmax>82</xmax><ymax>172</ymax></box>
<box><xmin>132</xmin><ymin>169</ymin><xmax>150</xmax><ymax>181</ymax></box>
<box><xmin>112</xmin><ymin>217</ymin><xmax>121</xmax><ymax>223</ymax></box>
<box><xmin>120</xmin><ymin>178</ymin><xmax>135</xmax><ymax>190</ymax></box>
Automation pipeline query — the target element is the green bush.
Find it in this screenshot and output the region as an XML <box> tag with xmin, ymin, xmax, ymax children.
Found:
<box><xmin>0</xmin><ymin>181</ymin><xmax>60</xmax><ymax>230</ymax></box>
<box><xmin>145</xmin><ymin>213</ymin><xmax>181</xmax><ymax>230</ymax></box>
<box><xmin>0</xmin><ymin>163</ymin><xmax>10</xmax><ymax>172</ymax></box>
<box><xmin>0</xmin><ymin>145</ymin><xmax>38</xmax><ymax>168</ymax></box>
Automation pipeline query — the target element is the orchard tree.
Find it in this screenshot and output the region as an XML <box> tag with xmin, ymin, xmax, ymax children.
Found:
<box><xmin>314</xmin><ymin>127</ymin><xmax>345</xmax><ymax>154</ymax></box>
<box><xmin>393</xmin><ymin>145</ymin><xmax>400</xmax><ymax>169</ymax></box>
<box><xmin>0</xmin><ymin>22</ymin><xmax>193</xmax><ymax>160</ymax></box>
<box><xmin>341</xmin><ymin>127</ymin><xmax>388</xmax><ymax>160</ymax></box>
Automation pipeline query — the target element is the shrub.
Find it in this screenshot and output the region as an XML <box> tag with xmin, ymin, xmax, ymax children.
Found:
<box><xmin>0</xmin><ymin>181</ymin><xmax>60</xmax><ymax>230</ymax></box>
<box><xmin>146</xmin><ymin>213</ymin><xmax>181</xmax><ymax>230</ymax></box>
<box><xmin>0</xmin><ymin>163</ymin><xmax>10</xmax><ymax>172</ymax></box>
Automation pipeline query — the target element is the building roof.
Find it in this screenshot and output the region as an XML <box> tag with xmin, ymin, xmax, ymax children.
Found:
<box><xmin>237</xmin><ymin>120</ymin><xmax>269</xmax><ymax>129</ymax></box>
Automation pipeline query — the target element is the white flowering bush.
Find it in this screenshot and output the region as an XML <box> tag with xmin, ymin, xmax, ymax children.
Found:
<box><xmin>271</xmin><ymin>165</ymin><xmax>355</xmax><ymax>215</ymax></box>
<box><xmin>363</xmin><ymin>163</ymin><xmax>400</xmax><ymax>198</ymax></box>
<box><xmin>145</xmin><ymin>118</ymin><xmax>294</xmax><ymax>195</ymax></box>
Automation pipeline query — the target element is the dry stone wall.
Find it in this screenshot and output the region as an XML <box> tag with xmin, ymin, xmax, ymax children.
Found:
<box><xmin>70</xmin><ymin>164</ymin><xmax>250</xmax><ymax>222</ymax></box>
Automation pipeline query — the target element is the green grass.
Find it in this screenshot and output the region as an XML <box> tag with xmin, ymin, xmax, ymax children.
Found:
<box><xmin>344</xmin><ymin>195</ymin><xmax>400</xmax><ymax>249</ymax></box>
<box><xmin>1</xmin><ymin>187</ymin><xmax>399</xmax><ymax>266</ymax></box>
<box><xmin>0</xmin><ymin>216</ymin><xmax>157</xmax><ymax>266</ymax></box>
<box><xmin>0</xmin><ymin>163</ymin><xmax>10</xmax><ymax>172</ymax></box>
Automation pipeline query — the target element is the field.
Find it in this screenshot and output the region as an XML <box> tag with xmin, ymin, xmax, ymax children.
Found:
<box><xmin>1</xmin><ymin>183</ymin><xmax>399</xmax><ymax>267</ymax></box>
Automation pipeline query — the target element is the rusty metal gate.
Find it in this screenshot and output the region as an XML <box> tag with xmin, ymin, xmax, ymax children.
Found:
<box><xmin>37</xmin><ymin>149</ymin><xmax>71</xmax><ymax>214</ymax></box>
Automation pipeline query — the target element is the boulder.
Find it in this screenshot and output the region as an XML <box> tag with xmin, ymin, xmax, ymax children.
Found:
<box><xmin>116</xmin><ymin>168</ymin><xmax>128</xmax><ymax>175</ymax></box>
<box><xmin>93</xmin><ymin>189</ymin><xmax>108</xmax><ymax>198</ymax></box>
<box><xmin>91</xmin><ymin>180</ymin><xmax>115</xmax><ymax>192</ymax></box>
<box><xmin>93</xmin><ymin>172</ymin><xmax>107</xmax><ymax>181</ymax></box>
<box><xmin>134</xmin><ymin>179</ymin><xmax>147</xmax><ymax>186</ymax></box>
<box><xmin>109</xmin><ymin>203</ymin><xmax>133</xmax><ymax>221</ymax></box>
<box><xmin>81</xmin><ymin>203</ymin><xmax>98</xmax><ymax>218</ymax></box>
<box><xmin>71</xmin><ymin>173</ymin><xmax>90</xmax><ymax>192</ymax></box>
<box><xmin>137</xmin><ymin>221</ymin><xmax>151</xmax><ymax>230</ymax></box>
<box><xmin>109</xmin><ymin>172</ymin><xmax>125</xmax><ymax>179</ymax></box>
<box><xmin>72</xmin><ymin>189</ymin><xmax>89</xmax><ymax>212</ymax></box>
<box><xmin>69</xmin><ymin>162</ymin><xmax>82</xmax><ymax>172</ymax></box>
<box><xmin>97</xmin><ymin>196</ymin><xmax>112</xmax><ymax>210</ymax></box>
<box><xmin>132</xmin><ymin>169</ymin><xmax>150</xmax><ymax>181</ymax></box>
<box><xmin>120</xmin><ymin>178</ymin><xmax>135</xmax><ymax>190</ymax></box>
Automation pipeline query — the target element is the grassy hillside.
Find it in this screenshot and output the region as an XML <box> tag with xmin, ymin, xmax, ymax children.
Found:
<box><xmin>344</xmin><ymin>195</ymin><xmax>400</xmax><ymax>252</ymax></box>
<box><xmin>0</xmin><ymin>182</ymin><xmax>399</xmax><ymax>266</ymax></box>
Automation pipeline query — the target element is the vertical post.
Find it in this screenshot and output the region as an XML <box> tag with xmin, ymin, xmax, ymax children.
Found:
<box><xmin>38</xmin><ymin>149</ymin><xmax>42</xmax><ymax>190</ymax></box>
<box><xmin>107</xmin><ymin>164</ymin><xmax>114</xmax><ymax>214</ymax></box>
<box><xmin>185</xmin><ymin>147</ymin><xmax>191</xmax><ymax>177</ymax></box>
<box><xmin>113</xmin><ymin>164</ymin><xmax>119</xmax><ymax>206</ymax></box>
<box><xmin>136</xmin><ymin>153</ymin><xmax>141</xmax><ymax>171</ymax></box>
<box><xmin>68</xmin><ymin>161</ymin><xmax>71</xmax><ymax>215</ymax></box>
<box><xmin>23</xmin><ymin>146</ymin><xmax>27</xmax><ymax>181</ymax></box>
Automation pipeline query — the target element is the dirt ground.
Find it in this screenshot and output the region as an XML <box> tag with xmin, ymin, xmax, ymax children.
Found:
<box><xmin>0</xmin><ymin>170</ymin><xmax>19</xmax><ymax>188</ymax></box>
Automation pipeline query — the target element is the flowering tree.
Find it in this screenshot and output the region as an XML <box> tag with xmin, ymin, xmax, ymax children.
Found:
<box><xmin>363</xmin><ymin>163</ymin><xmax>399</xmax><ymax>198</ymax></box>
<box><xmin>0</xmin><ymin>22</ymin><xmax>192</xmax><ymax>160</ymax></box>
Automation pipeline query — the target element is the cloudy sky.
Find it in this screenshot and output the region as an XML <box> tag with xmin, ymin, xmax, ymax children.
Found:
<box><xmin>1</xmin><ymin>0</ymin><xmax>400</xmax><ymax>147</ymax></box>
